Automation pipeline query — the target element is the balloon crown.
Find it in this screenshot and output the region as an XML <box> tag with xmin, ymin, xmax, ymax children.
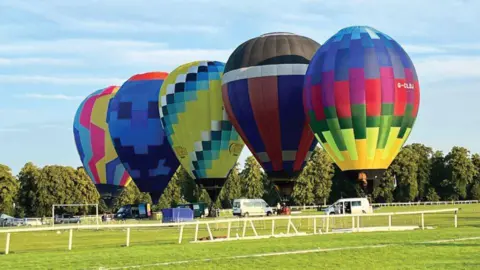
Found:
<box><xmin>335</xmin><ymin>25</ymin><xmax>384</xmax><ymax>35</ymax></box>
<box><xmin>260</xmin><ymin>32</ymin><xmax>295</xmax><ymax>37</ymax></box>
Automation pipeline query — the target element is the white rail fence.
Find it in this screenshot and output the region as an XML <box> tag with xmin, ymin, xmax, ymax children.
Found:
<box><xmin>0</xmin><ymin>208</ymin><xmax>459</xmax><ymax>255</ymax></box>
<box><xmin>284</xmin><ymin>200</ymin><xmax>479</xmax><ymax>211</ymax></box>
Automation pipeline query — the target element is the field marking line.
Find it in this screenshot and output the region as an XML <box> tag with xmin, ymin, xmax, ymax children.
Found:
<box><xmin>97</xmin><ymin>236</ymin><xmax>480</xmax><ymax>270</ymax></box>
<box><xmin>419</xmin><ymin>236</ymin><xmax>480</xmax><ymax>244</ymax></box>
<box><xmin>98</xmin><ymin>244</ymin><xmax>390</xmax><ymax>269</ymax></box>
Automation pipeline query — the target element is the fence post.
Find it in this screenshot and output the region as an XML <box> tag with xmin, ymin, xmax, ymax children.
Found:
<box><xmin>52</xmin><ymin>205</ymin><xmax>55</xmax><ymax>228</ymax></box>
<box><xmin>313</xmin><ymin>218</ymin><xmax>317</xmax><ymax>234</ymax></box>
<box><xmin>242</xmin><ymin>220</ymin><xmax>247</xmax><ymax>238</ymax></box>
<box><xmin>68</xmin><ymin>229</ymin><xmax>73</xmax><ymax>251</ymax></box>
<box><xmin>454</xmin><ymin>210</ymin><xmax>458</xmax><ymax>228</ymax></box>
<box><xmin>227</xmin><ymin>221</ymin><xmax>231</xmax><ymax>239</ymax></box>
<box><xmin>421</xmin><ymin>213</ymin><xmax>425</xmax><ymax>230</ymax></box>
<box><xmin>206</xmin><ymin>223</ymin><xmax>214</xmax><ymax>240</ymax></box>
<box><xmin>5</xmin><ymin>233</ymin><xmax>10</xmax><ymax>255</ymax></box>
<box><xmin>96</xmin><ymin>204</ymin><xmax>99</xmax><ymax>229</ymax></box>
<box><xmin>388</xmin><ymin>214</ymin><xmax>392</xmax><ymax>230</ymax></box>
<box><xmin>357</xmin><ymin>216</ymin><xmax>360</xmax><ymax>231</ymax></box>
<box><xmin>326</xmin><ymin>215</ymin><xmax>330</xmax><ymax>233</ymax></box>
<box><xmin>178</xmin><ymin>225</ymin><xmax>184</xmax><ymax>244</ymax></box>
<box><xmin>249</xmin><ymin>220</ymin><xmax>258</xmax><ymax>237</ymax></box>
<box><xmin>271</xmin><ymin>219</ymin><xmax>275</xmax><ymax>236</ymax></box>
<box><xmin>287</xmin><ymin>216</ymin><xmax>291</xmax><ymax>234</ymax></box>
<box><xmin>194</xmin><ymin>222</ymin><xmax>199</xmax><ymax>242</ymax></box>
<box><xmin>126</xmin><ymin>228</ymin><xmax>130</xmax><ymax>247</ymax></box>
<box><xmin>351</xmin><ymin>216</ymin><xmax>355</xmax><ymax>231</ymax></box>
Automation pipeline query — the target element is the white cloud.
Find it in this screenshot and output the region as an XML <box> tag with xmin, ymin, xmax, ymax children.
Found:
<box><xmin>123</xmin><ymin>49</ymin><xmax>234</xmax><ymax>67</ymax></box>
<box><xmin>1</xmin><ymin>1</ymin><xmax>221</xmax><ymax>35</ymax></box>
<box><xmin>414</xmin><ymin>55</ymin><xmax>480</xmax><ymax>83</ymax></box>
<box><xmin>16</xmin><ymin>93</ymin><xmax>87</xmax><ymax>100</ymax></box>
<box><xmin>0</xmin><ymin>39</ymin><xmax>166</xmax><ymax>55</ymax></box>
<box><xmin>0</xmin><ymin>57</ymin><xmax>82</xmax><ymax>66</ymax></box>
<box><xmin>1</xmin><ymin>75</ymin><xmax>124</xmax><ymax>85</ymax></box>
<box><xmin>402</xmin><ymin>45</ymin><xmax>447</xmax><ymax>54</ymax></box>
<box><xmin>443</xmin><ymin>43</ymin><xmax>480</xmax><ymax>50</ymax></box>
<box><xmin>38</xmin><ymin>123</ymin><xmax>71</xmax><ymax>130</ymax></box>
<box><xmin>280</xmin><ymin>13</ymin><xmax>330</xmax><ymax>23</ymax></box>
<box><xmin>67</xmin><ymin>20</ymin><xmax>221</xmax><ymax>34</ymax></box>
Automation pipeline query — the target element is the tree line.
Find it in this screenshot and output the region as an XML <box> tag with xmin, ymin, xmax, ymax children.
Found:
<box><xmin>1</xmin><ymin>144</ymin><xmax>480</xmax><ymax>217</ymax></box>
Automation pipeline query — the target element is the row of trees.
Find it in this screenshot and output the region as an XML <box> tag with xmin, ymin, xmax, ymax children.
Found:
<box><xmin>1</xmin><ymin>144</ymin><xmax>480</xmax><ymax>217</ymax></box>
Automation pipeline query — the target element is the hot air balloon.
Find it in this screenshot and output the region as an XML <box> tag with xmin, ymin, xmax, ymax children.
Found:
<box><xmin>107</xmin><ymin>72</ymin><xmax>180</xmax><ymax>203</ymax></box>
<box><xmin>73</xmin><ymin>86</ymin><xmax>132</xmax><ymax>205</ymax></box>
<box><xmin>222</xmin><ymin>32</ymin><xmax>320</xmax><ymax>197</ymax></box>
<box><xmin>303</xmin><ymin>26</ymin><xmax>420</xmax><ymax>193</ymax></box>
<box><xmin>159</xmin><ymin>61</ymin><xmax>244</xmax><ymax>205</ymax></box>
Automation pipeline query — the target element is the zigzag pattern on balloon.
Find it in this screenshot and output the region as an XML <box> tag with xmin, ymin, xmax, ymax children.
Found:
<box><xmin>73</xmin><ymin>86</ymin><xmax>131</xmax><ymax>187</ymax></box>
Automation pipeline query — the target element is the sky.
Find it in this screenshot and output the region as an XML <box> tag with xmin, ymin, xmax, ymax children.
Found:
<box><xmin>1</xmin><ymin>0</ymin><xmax>480</xmax><ymax>175</ymax></box>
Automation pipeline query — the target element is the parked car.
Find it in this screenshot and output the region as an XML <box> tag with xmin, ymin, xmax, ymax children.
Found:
<box><xmin>0</xmin><ymin>214</ymin><xmax>26</xmax><ymax>227</ymax></box>
<box><xmin>323</xmin><ymin>198</ymin><xmax>373</xmax><ymax>215</ymax></box>
<box><xmin>115</xmin><ymin>203</ymin><xmax>152</xmax><ymax>220</ymax></box>
<box><xmin>232</xmin><ymin>198</ymin><xmax>274</xmax><ymax>217</ymax></box>
<box><xmin>54</xmin><ymin>214</ymin><xmax>81</xmax><ymax>224</ymax></box>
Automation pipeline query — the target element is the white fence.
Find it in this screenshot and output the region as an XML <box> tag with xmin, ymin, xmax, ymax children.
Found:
<box><xmin>284</xmin><ymin>200</ymin><xmax>480</xmax><ymax>211</ymax></box>
<box><xmin>0</xmin><ymin>208</ymin><xmax>459</xmax><ymax>255</ymax></box>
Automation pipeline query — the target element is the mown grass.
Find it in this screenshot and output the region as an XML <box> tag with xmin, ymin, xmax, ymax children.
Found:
<box><xmin>0</xmin><ymin>204</ymin><xmax>478</xmax><ymax>269</ymax></box>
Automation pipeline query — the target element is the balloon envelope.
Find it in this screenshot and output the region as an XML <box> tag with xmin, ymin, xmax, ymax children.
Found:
<box><xmin>222</xmin><ymin>32</ymin><xmax>320</xmax><ymax>194</ymax></box>
<box><xmin>303</xmin><ymin>26</ymin><xmax>420</xmax><ymax>189</ymax></box>
<box><xmin>107</xmin><ymin>72</ymin><xmax>180</xmax><ymax>203</ymax></box>
<box><xmin>159</xmin><ymin>61</ymin><xmax>244</xmax><ymax>202</ymax></box>
<box><xmin>73</xmin><ymin>86</ymin><xmax>132</xmax><ymax>203</ymax></box>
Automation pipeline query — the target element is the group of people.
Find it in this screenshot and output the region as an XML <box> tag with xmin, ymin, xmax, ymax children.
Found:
<box><xmin>276</xmin><ymin>202</ymin><xmax>291</xmax><ymax>215</ymax></box>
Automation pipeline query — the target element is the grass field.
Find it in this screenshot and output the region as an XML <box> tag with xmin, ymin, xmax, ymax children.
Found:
<box><xmin>0</xmin><ymin>204</ymin><xmax>479</xmax><ymax>269</ymax></box>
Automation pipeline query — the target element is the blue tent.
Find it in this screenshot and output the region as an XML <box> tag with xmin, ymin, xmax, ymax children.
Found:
<box><xmin>161</xmin><ymin>208</ymin><xmax>194</xmax><ymax>223</ymax></box>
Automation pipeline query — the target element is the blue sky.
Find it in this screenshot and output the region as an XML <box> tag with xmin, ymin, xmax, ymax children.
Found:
<box><xmin>1</xmin><ymin>0</ymin><xmax>479</xmax><ymax>175</ymax></box>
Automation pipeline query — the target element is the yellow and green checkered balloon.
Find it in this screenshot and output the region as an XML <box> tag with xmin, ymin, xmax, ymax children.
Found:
<box><xmin>159</xmin><ymin>61</ymin><xmax>244</xmax><ymax>201</ymax></box>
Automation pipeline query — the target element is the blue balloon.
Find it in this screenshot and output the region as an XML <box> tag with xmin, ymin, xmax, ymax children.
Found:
<box><xmin>107</xmin><ymin>72</ymin><xmax>179</xmax><ymax>203</ymax></box>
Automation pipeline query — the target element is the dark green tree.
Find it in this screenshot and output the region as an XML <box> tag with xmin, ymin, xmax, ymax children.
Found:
<box><xmin>444</xmin><ymin>146</ymin><xmax>477</xmax><ymax>199</ymax></box>
<box><xmin>373</xmin><ymin>172</ymin><xmax>395</xmax><ymax>203</ymax></box>
<box><xmin>471</xmin><ymin>183</ymin><xmax>480</xmax><ymax>200</ymax></box>
<box><xmin>218</xmin><ymin>163</ymin><xmax>242</xmax><ymax>208</ymax></box>
<box><xmin>73</xmin><ymin>167</ymin><xmax>100</xmax><ymax>214</ymax></box>
<box><xmin>0</xmin><ymin>165</ymin><xmax>19</xmax><ymax>216</ymax></box>
<box><xmin>115</xmin><ymin>181</ymin><xmax>152</xmax><ymax>209</ymax></box>
<box><xmin>430</xmin><ymin>151</ymin><xmax>448</xmax><ymax>199</ymax></box>
<box><xmin>404</xmin><ymin>144</ymin><xmax>433</xmax><ymax>200</ymax></box>
<box><xmin>17</xmin><ymin>162</ymin><xmax>41</xmax><ymax>216</ymax></box>
<box><xmin>312</xmin><ymin>148</ymin><xmax>335</xmax><ymax>205</ymax></box>
<box><xmin>292</xmin><ymin>147</ymin><xmax>334</xmax><ymax>205</ymax></box>
<box><xmin>241</xmin><ymin>156</ymin><xmax>264</xmax><ymax>198</ymax></box>
<box><xmin>176</xmin><ymin>167</ymin><xmax>197</xmax><ymax>203</ymax></box>
<box><xmin>469</xmin><ymin>153</ymin><xmax>480</xmax><ymax>199</ymax></box>
<box><xmin>329</xmin><ymin>165</ymin><xmax>359</xmax><ymax>202</ymax></box>
<box><xmin>388</xmin><ymin>147</ymin><xmax>419</xmax><ymax>201</ymax></box>
<box><xmin>262</xmin><ymin>174</ymin><xmax>279</xmax><ymax>206</ymax></box>
<box><xmin>157</xmin><ymin>170</ymin><xmax>186</xmax><ymax>209</ymax></box>
<box><xmin>291</xmin><ymin>175</ymin><xmax>314</xmax><ymax>205</ymax></box>
<box><xmin>425</xmin><ymin>187</ymin><xmax>440</xmax><ymax>201</ymax></box>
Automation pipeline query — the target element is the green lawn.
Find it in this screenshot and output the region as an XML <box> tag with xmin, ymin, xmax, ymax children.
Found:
<box><xmin>0</xmin><ymin>204</ymin><xmax>479</xmax><ymax>269</ymax></box>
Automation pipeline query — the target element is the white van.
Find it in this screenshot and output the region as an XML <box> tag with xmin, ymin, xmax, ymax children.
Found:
<box><xmin>232</xmin><ymin>198</ymin><xmax>274</xmax><ymax>217</ymax></box>
<box><xmin>323</xmin><ymin>198</ymin><xmax>373</xmax><ymax>215</ymax></box>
